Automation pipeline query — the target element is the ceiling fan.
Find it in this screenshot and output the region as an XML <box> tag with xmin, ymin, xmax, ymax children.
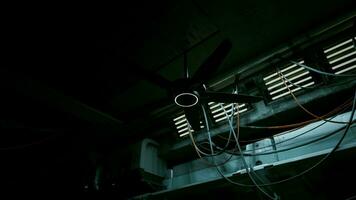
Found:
<box><xmin>143</xmin><ymin>39</ymin><xmax>263</xmax><ymax>131</ymax></box>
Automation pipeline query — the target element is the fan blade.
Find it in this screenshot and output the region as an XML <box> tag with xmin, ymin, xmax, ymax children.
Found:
<box><xmin>184</xmin><ymin>106</ymin><xmax>202</xmax><ymax>132</ymax></box>
<box><xmin>142</xmin><ymin>96</ymin><xmax>174</xmax><ymax>113</ymax></box>
<box><xmin>130</xmin><ymin>63</ymin><xmax>173</xmax><ymax>90</ymax></box>
<box><xmin>122</xmin><ymin>96</ymin><xmax>174</xmax><ymax>119</ymax></box>
<box><xmin>202</xmin><ymin>92</ymin><xmax>263</xmax><ymax>103</ymax></box>
<box><xmin>192</xmin><ymin>39</ymin><xmax>232</xmax><ymax>84</ymax></box>
<box><xmin>140</xmin><ymin>69</ymin><xmax>173</xmax><ymax>90</ymax></box>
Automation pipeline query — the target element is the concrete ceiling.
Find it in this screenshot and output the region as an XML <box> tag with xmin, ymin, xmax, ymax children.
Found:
<box><xmin>105</xmin><ymin>0</ymin><xmax>354</xmax><ymax>119</ymax></box>
<box><xmin>7</xmin><ymin>0</ymin><xmax>355</xmax><ymax>127</ymax></box>
<box><xmin>3</xmin><ymin>2</ymin><xmax>355</xmax><ymax>194</ymax></box>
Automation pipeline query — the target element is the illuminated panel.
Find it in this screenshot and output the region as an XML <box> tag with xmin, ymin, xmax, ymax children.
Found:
<box><xmin>263</xmin><ymin>60</ymin><xmax>315</xmax><ymax>100</ymax></box>
<box><xmin>324</xmin><ymin>37</ymin><xmax>356</xmax><ymax>75</ymax></box>
<box><xmin>208</xmin><ymin>102</ymin><xmax>248</xmax><ymax>123</ymax></box>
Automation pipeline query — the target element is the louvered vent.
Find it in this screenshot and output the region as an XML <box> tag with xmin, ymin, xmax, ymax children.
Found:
<box><xmin>173</xmin><ymin>114</ymin><xmax>203</xmax><ymax>137</ymax></box>
<box><xmin>263</xmin><ymin>60</ymin><xmax>315</xmax><ymax>100</ymax></box>
<box><xmin>208</xmin><ymin>102</ymin><xmax>248</xmax><ymax>123</ymax></box>
<box><xmin>324</xmin><ymin>37</ymin><xmax>356</xmax><ymax>75</ymax></box>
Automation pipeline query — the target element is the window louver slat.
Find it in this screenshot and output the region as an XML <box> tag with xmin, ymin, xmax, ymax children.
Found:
<box><xmin>263</xmin><ymin>61</ymin><xmax>304</xmax><ymax>81</ymax></box>
<box><xmin>335</xmin><ymin>65</ymin><xmax>356</xmax><ymax>74</ymax></box>
<box><xmin>324</xmin><ymin>37</ymin><xmax>356</xmax><ymax>75</ymax></box>
<box><xmin>263</xmin><ymin>60</ymin><xmax>315</xmax><ymax>100</ymax></box>
<box><xmin>176</xmin><ymin>123</ymin><xmax>188</xmax><ymax>129</ymax></box>
<box><xmin>265</xmin><ymin>67</ymin><xmax>305</xmax><ymax>86</ymax></box>
<box><xmin>329</xmin><ymin>51</ymin><xmax>356</xmax><ymax>65</ymax></box>
<box><xmin>332</xmin><ymin>57</ymin><xmax>356</xmax><ymax>70</ymax></box>
<box><xmin>326</xmin><ymin>45</ymin><xmax>354</xmax><ymax>59</ymax></box>
<box><xmin>210</xmin><ymin>103</ymin><xmax>245</xmax><ymax>114</ymax></box>
<box><xmin>324</xmin><ymin>39</ymin><xmax>352</xmax><ymax>53</ymax></box>
<box><xmin>173</xmin><ymin>114</ymin><xmax>204</xmax><ymax>137</ymax></box>
<box><xmin>269</xmin><ymin>76</ymin><xmax>312</xmax><ymax>95</ymax></box>
<box><xmin>174</xmin><ymin>118</ymin><xmax>187</xmax><ymax>126</ymax></box>
<box><xmin>271</xmin><ymin>82</ymin><xmax>315</xmax><ymax>100</ymax></box>
<box><xmin>209</xmin><ymin>102</ymin><xmax>248</xmax><ymax>123</ymax></box>
<box><xmin>267</xmin><ymin>71</ymin><xmax>309</xmax><ymax>91</ymax></box>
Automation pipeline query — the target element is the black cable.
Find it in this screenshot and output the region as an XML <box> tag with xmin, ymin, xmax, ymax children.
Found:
<box><xmin>187</xmin><ymin>122</ymin><xmax>234</xmax><ymax>166</ymax></box>
<box><xmin>245</xmin><ymin>121</ymin><xmax>329</xmax><ymax>152</ymax></box>
<box><xmin>202</xmin><ymin>105</ymin><xmax>278</xmax><ymax>199</ymax></box>
<box><xmin>212</xmin><ymin>102</ymin><xmax>235</xmax><ymax>152</ymax></box>
<box><xmin>189</xmin><ymin>84</ymin><xmax>356</xmax><ymax>191</ymax></box>
<box><xmin>291</xmin><ymin>61</ymin><xmax>356</xmax><ymax>77</ymax></box>
<box><xmin>241</xmin><ymin>89</ymin><xmax>356</xmax><ymax>186</ymax></box>
<box><xmin>225</xmin><ymin>99</ymin><xmax>354</xmax><ymax>156</ymax></box>
<box><xmin>200</xmin><ymin>89</ymin><xmax>356</xmax><ymax>188</ymax></box>
<box><xmin>188</xmin><ymin>102</ymin><xmax>236</xmax><ymax>157</ymax></box>
<box><xmin>278</xmin><ymin>69</ymin><xmax>350</xmax><ymax>125</ymax></box>
<box><xmin>221</xmin><ymin>113</ymin><xmax>338</xmax><ymax>153</ymax></box>
<box><xmin>196</xmin><ymin>95</ymin><xmax>353</xmax><ymax>163</ymax></box>
<box><xmin>239</xmin><ymin>96</ymin><xmax>352</xmax><ymax>130</ymax></box>
<box><xmin>228</xmin><ymin>122</ymin><xmax>354</xmax><ymax>156</ymax></box>
<box><xmin>214</xmin><ymin>119</ymin><xmax>351</xmax><ymax>156</ymax></box>
<box><xmin>191</xmin><ymin>91</ymin><xmax>237</xmax><ymax>156</ymax></box>
<box><xmin>220</xmin><ymin>103</ymin><xmax>279</xmax><ymax>198</ymax></box>
<box><xmin>213</xmin><ymin>103</ymin><xmax>350</xmax><ymax>154</ymax></box>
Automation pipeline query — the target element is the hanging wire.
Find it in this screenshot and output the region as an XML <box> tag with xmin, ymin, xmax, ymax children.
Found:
<box><xmin>203</xmin><ymin>104</ymin><xmax>279</xmax><ymax>199</ymax></box>
<box><xmin>187</xmin><ymin>118</ymin><xmax>234</xmax><ymax>166</ymax></box>
<box><xmin>290</xmin><ymin>61</ymin><xmax>356</xmax><ymax>77</ymax></box>
<box><xmin>278</xmin><ymin>69</ymin><xmax>350</xmax><ymax>124</ymax></box>
<box><xmin>225</xmin><ymin>90</ymin><xmax>356</xmax><ymax>184</ymax></box>
<box><xmin>217</xmin><ymin>98</ymin><xmax>352</xmax><ymax>144</ymax></box>
<box><xmin>189</xmin><ymin>89</ymin><xmax>356</xmax><ymax>190</ymax></box>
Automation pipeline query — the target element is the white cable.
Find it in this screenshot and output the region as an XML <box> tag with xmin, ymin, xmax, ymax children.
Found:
<box><xmin>189</xmin><ymin>88</ymin><xmax>356</xmax><ymax>200</ymax></box>
<box><xmin>201</xmin><ymin>90</ymin><xmax>355</xmax><ymax>196</ymax></box>
<box><xmin>215</xmin><ymin>104</ymin><xmax>279</xmax><ymax>199</ymax></box>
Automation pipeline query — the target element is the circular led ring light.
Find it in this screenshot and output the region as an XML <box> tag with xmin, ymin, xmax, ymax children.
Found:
<box><xmin>174</xmin><ymin>92</ymin><xmax>199</xmax><ymax>107</ymax></box>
